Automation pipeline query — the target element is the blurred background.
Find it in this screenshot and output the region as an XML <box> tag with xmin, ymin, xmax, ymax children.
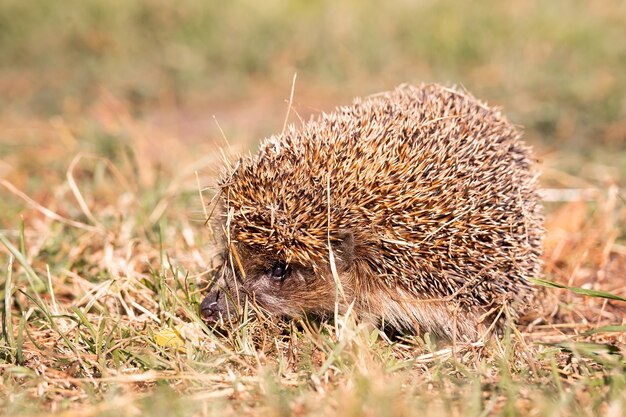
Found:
<box><xmin>1</xmin><ymin>0</ymin><xmax>625</xmax><ymax>220</ymax></box>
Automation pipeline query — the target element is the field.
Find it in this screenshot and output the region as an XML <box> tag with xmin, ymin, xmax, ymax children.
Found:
<box><xmin>1</xmin><ymin>1</ymin><xmax>626</xmax><ymax>416</ymax></box>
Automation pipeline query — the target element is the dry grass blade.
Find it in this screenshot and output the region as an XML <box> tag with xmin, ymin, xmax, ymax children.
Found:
<box><xmin>1</xmin><ymin>179</ymin><xmax>101</xmax><ymax>233</ymax></box>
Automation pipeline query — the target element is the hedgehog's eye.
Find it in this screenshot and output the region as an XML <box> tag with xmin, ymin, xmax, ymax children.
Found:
<box><xmin>270</xmin><ymin>261</ymin><xmax>288</xmax><ymax>281</ymax></box>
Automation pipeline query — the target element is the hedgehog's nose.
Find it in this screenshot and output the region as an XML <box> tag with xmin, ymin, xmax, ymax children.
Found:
<box><xmin>200</xmin><ymin>292</ymin><xmax>222</xmax><ymax>322</ymax></box>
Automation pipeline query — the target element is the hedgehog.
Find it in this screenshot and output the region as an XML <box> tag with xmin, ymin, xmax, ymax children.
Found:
<box><xmin>200</xmin><ymin>83</ymin><xmax>543</xmax><ymax>341</ymax></box>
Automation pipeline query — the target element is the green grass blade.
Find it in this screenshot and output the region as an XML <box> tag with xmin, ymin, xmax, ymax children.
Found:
<box><xmin>580</xmin><ymin>325</ymin><xmax>626</xmax><ymax>336</ymax></box>
<box><xmin>3</xmin><ymin>255</ymin><xmax>16</xmax><ymax>357</ymax></box>
<box><xmin>0</xmin><ymin>231</ymin><xmax>44</xmax><ymax>287</ymax></box>
<box><xmin>531</xmin><ymin>278</ymin><xmax>626</xmax><ymax>303</ymax></box>
<box><xmin>16</xmin><ymin>313</ymin><xmax>25</xmax><ymax>365</ymax></box>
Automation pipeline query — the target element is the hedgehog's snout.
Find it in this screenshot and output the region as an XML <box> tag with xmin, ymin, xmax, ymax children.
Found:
<box><xmin>199</xmin><ymin>292</ymin><xmax>221</xmax><ymax>322</ymax></box>
<box><xmin>199</xmin><ymin>290</ymin><xmax>222</xmax><ymax>322</ymax></box>
<box><xmin>200</xmin><ymin>288</ymin><xmax>237</xmax><ymax>323</ymax></box>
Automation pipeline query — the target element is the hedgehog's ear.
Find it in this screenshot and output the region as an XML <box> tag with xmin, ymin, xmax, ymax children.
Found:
<box><xmin>333</xmin><ymin>231</ymin><xmax>355</xmax><ymax>270</ymax></box>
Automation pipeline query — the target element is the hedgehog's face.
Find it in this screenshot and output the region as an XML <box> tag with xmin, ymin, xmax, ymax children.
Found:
<box><xmin>200</xmin><ymin>238</ymin><xmax>356</xmax><ymax>324</ymax></box>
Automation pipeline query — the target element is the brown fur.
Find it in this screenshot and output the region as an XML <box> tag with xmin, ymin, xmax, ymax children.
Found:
<box><xmin>200</xmin><ymin>83</ymin><xmax>544</xmax><ymax>341</ymax></box>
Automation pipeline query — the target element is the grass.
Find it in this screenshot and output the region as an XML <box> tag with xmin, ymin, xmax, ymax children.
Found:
<box><xmin>1</xmin><ymin>0</ymin><xmax>626</xmax><ymax>416</ymax></box>
<box><xmin>1</xmin><ymin>92</ymin><xmax>625</xmax><ymax>417</ymax></box>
